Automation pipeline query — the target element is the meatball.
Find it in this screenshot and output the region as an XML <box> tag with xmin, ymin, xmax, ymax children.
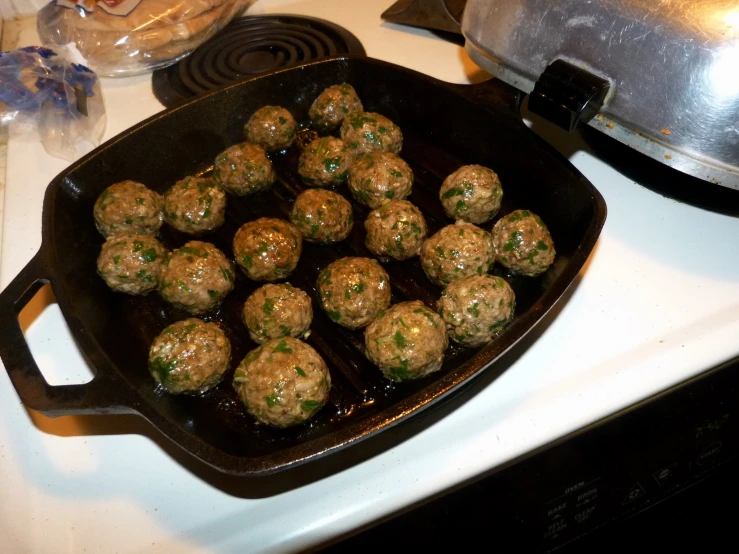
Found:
<box><xmin>148</xmin><ymin>318</ymin><xmax>231</xmax><ymax>394</ymax></box>
<box><xmin>440</xmin><ymin>165</ymin><xmax>503</xmax><ymax>224</ymax></box>
<box><xmin>159</xmin><ymin>241</ymin><xmax>235</xmax><ymax>314</ymax></box>
<box><xmin>243</xmin><ymin>283</ymin><xmax>313</xmax><ymax>344</ymax></box>
<box><xmin>233</xmin><ymin>218</ymin><xmax>303</xmax><ymax>281</ymax></box>
<box><xmin>96</xmin><ymin>234</ymin><xmax>166</xmax><ymax>295</ymax></box>
<box><xmin>298</xmin><ymin>136</ymin><xmax>353</xmax><ymax>187</ymax></box>
<box><xmin>420</xmin><ymin>221</ymin><xmax>495</xmax><ymax>287</ymax></box>
<box><xmin>340</xmin><ymin>112</ymin><xmax>403</xmax><ymax>155</ymax></box>
<box><xmin>437</xmin><ymin>275</ymin><xmax>516</xmax><ymax>347</ymax></box>
<box><xmin>233</xmin><ymin>337</ymin><xmax>331</xmax><ymax>428</ymax></box>
<box><xmin>492</xmin><ymin>209</ymin><xmax>556</xmax><ymax>276</ymax></box>
<box><xmin>348</xmin><ymin>152</ymin><xmax>413</xmax><ymax>209</ymax></box>
<box><xmin>317</xmin><ymin>257</ymin><xmax>391</xmax><ymax>329</ymax></box>
<box><xmin>309</xmin><ymin>83</ymin><xmax>364</xmax><ymax>132</ymax></box>
<box><xmin>364</xmin><ymin>301</ymin><xmax>447</xmax><ymax>382</ymax></box>
<box><xmin>214</xmin><ymin>142</ymin><xmax>276</xmax><ymax>196</ymax></box>
<box><xmin>364</xmin><ymin>200</ymin><xmax>427</xmax><ymax>261</ymax></box>
<box><xmin>163</xmin><ymin>176</ymin><xmax>227</xmax><ymax>235</ymax></box>
<box><xmin>290</xmin><ymin>189</ymin><xmax>354</xmax><ymax>244</ymax></box>
<box><xmin>93</xmin><ymin>180</ymin><xmax>163</xmax><ymax>237</ymax></box>
<box><xmin>244</xmin><ymin>105</ymin><xmax>297</xmax><ymax>152</ymax></box>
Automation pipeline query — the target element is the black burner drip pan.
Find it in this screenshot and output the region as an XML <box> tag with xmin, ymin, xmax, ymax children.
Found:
<box><xmin>152</xmin><ymin>15</ymin><xmax>366</xmax><ymax>107</ymax></box>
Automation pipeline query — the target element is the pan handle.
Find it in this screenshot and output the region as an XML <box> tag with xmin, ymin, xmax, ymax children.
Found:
<box><xmin>0</xmin><ymin>251</ymin><xmax>136</xmax><ymax>417</ymax></box>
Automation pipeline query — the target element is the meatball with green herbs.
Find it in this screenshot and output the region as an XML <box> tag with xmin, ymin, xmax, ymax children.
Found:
<box><xmin>164</xmin><ymin>176</ymin><xmax>226</xmax><ymax>235</ymax></box>
<box><xmin>93</xmin><ymin>180</ymin><xmax>163</xmax><ymax>237</ymax></box>
<box><xmin>298</xmin><ymin>136</ymin><xmax>353</xmax><ymax>187</ymax></box>
<box><xmin>348</xmin><ymin>152</ymin><xmax>413</xmax><ymax>209</ymax></box>
<box><xmin>233</xmin><ymin>337</ymin><xmax>331</xmax><ymax>428</ymax></box>
<box><xmin>317</xmin><ymin>257</ymin><xmax>391</xmax><ymax>329</ymax></box>
<box><xmin>233</xmin><ymin>218</ymin><xmax>303</xmax><ymax>281</ymax></box>
<box><xmin>420</xmin><ymin>221</ymin><xmax>495</xmax><ymax>287</ymax></box>
<box><xmin>440</xmin><ymin>164</ymin><xmax>503</xmax><ymax>224</ymax></box>
<box><xmin>340</xmin><ymin>112</ymin><xmax>403</xmax><ymax>155</ymax></box>
<box><xmin>159</xmin><ymin>241</ymin><xmax>235</xmax><ymax>314</ymax></box>
<box><xmin>290</xmin><ymin>188</ymin><xmax>354</xmax><ymax>244</ymax></box>
<box><xmin>96</xmin><ymin>234</ymin><xmax>166</xmax><ymax>295</ymax></box>
<box><xmin>364</xmin><ymin>200</ymin><xmax>427</xmax><ymax>260</ymax></box>
<box><xmin>148</xmin><ymin>318</ymin><xmax>231</xmax><ymax>394</ymax></box>
<box><xmin>309</xmin><ymin>83</ymin><xmax>364</xmax><ymax>132</ymax></box>
<box><xmin>214</xmin><ymin>142</ymin><xmax>276</xmax><ymax>196</ymax></box>
<box><xmin>244</xmin><ymin>105</ymin><xmax>297</xmax><ymax>152</ymax></box>
<box><xmin>243</xmin><ymin>283</ymin><xmax>313</xmax><ymax>344</ymax></box>
<box><xmin>437</xmin><ymin>274</ymin><xmax>515</xmax><ymax>347</ymax></box>
<box><xmin>364</xmin><ymin>301</ymin><xmax>448</xmax><ymax>382</ymax></box>
<box><xmin>492</xmin><ymin>209</ymin><xmax>556</xmax><ymax>276</ymax></box>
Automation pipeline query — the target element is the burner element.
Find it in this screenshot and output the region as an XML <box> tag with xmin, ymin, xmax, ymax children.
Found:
<box><xmin>153</xmin><ymin>16</ymin><xmax>366</xmax><ymax>107</ymax></box>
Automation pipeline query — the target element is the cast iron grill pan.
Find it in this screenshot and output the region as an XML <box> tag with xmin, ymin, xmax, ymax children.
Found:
<box><xmin>0</xmin><ymin>57</ymin><xmax>606</xmax><ymax>476</ymax></box>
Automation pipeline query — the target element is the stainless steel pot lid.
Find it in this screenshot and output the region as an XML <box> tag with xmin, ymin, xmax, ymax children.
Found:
<box><xmin>463</xmin><ymin>0</ymin><xmax>739</xmax><ymax>190</ymax></box>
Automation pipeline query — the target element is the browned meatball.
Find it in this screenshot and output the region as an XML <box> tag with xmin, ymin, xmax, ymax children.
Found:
<box><xmin>148</xmin><ymin>318</ymin><xmax>231</xmax><ymax>394</ymax></box>
<box><xmin>364</xmin><ymin>301</ymin><xmax>448</xmax><ymax>382</ymax></box>
<box><xmin>420</xmin><ymin>221</ymin><xmax>495</xmax><ymax>287</ymax></box>
<box><xmin>439</xmin><ymin>164</ymin><xmax>503</xmax><ymax>224</ymax></box>
<box><xmin>233</xmin><ymin>338</ymin><xmax>331</xmax><ymax>428</ymax></box>
<box><xmin>214</xmin><ymin>142</ymin><xmax>276</xmax><ymax>196</ymax></box>
<box><xmin>244</xmin><ymin>106</ymin><xmax>297</xmax><ymax>152</ymax></box>
<box><xmin>348</xmin><ymin>152</ymin><xmax>413</xmax><ymax>209</ymax></box>
<box><xmin>163</xmin><ymin>176</ymin><xmax>226</xmax><ymax>235</ymax></box>
<box><xmin>93</xmin><ymin>180</ymin><xmax>163</xmax><ymax>237</ymax></box>
<box><xmin>316</xmin><ymin>257</ymin><xmax>391</xmax><ymax>329</ymax></box>
<box><xmin>96</xmin><ymin>234</ymin><xmax>166</xmax><ymax>295</ymax></box>
<box><xmin>340</xmin><ymin>112</ymin><xmax>403</xmax><ymax>155</ymax></box>
<box><xmin>364</xmin><ymin>200</ymin><xmax>427</xmax><ymax>260</ymax></box>
<box><xmin>437</xmin><ymin>274</ymin><xmax>515</xmax><ymax>347</ymax></box>
<box><xmin>290</xmin><ymin>188</ymin><xmax>354</xmax><ymax>244</ymax></box>
<box><xmin>491</xmin><ymin>209</ymin><xmax>556</xmax><ymax>276</ymax></box>
<box><xmin>309</xmin><ymin>83</ymin><xmax>364</xmax><ymax>132</ymax></box>
<box><xmin>242</xmin><ymin>283</ymin><xmax>313</xmax><ymax>344</ymax></box>
<box><xmin>159</xmin><ymin>241</ymin><xmax>235</xmax><ymax>314</ymax></box>
<box><xmin>233</xmin><ymin>218</ymin><xmax>303</xmax><ymax>281</ymax></box>
<box><xmin>298</xmin><ymin>137</ymin><xmax>353</xmax><ymax>187</ymax></box>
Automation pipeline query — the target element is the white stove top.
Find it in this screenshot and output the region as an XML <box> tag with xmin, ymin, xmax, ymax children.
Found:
<box><xmin>2</xmin><ymin>1</ymin><xmax>739</xmax><ymax>552</ymax></box>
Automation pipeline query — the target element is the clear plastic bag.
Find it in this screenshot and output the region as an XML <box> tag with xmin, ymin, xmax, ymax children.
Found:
<box><xmin>0</xmin><ymin>45</ymin><xmax>107</xmax><ymax>161</ymax></box>
<box><xmin>38</xmin><ymin>0</ymin><xmax>252</xmax><ymax>77</ymax></box>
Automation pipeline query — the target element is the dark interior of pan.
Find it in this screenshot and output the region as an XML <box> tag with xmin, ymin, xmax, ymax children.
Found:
<box><xmin>8</xmin><ymin>56</ymin><xmax>605</xmax><ymax>475</ymax></box>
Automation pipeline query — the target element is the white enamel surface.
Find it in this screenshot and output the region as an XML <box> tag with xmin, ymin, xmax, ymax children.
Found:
<box><xmin>2</xmin><ymin>1</ymin><xmax>739</xmax><ymax>552</ymax></box>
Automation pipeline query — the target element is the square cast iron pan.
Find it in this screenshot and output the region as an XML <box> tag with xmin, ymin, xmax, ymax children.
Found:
<box><xmin>0</xmin><ymin>56</ymin><xmax>606</xmax><ymax>476</ymax></box>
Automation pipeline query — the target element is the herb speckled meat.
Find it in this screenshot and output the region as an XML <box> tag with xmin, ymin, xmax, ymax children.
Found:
<box><xmin>348</xmin><ymin>152</ymin><xmax>413</xmax><ymax>209</ymax></box>
<box><xmin>233</xmin><ymin>218</ymin><xmax>303</xmax><ymax>281</ymax></box>
<box><xmin>437</xmin><ymin>274</ymin><xmax>515</xmax><ymax>347</ymax></box>
<box><xmin>93</xmin><ymin>180</ymin><xmax>163</xmax><ymax>237</ymax></box>
<box><xmin>340</xmin><ymin>112</ymin><xmax>402</xmax><ymax>155</ymax></box>
<box><xmin>364</xmin><ymin>301</ymin><xmax>448</xmax><ymax>382</ymax></box>
<box><xmin>290</xmin><ymin>188</ymin><xmax>353</xmax><ymax>244</ymax></box>
<box><xmin>317</xmin><ymin>257</ymin><xmax>391</xmax><ymax>329</ymax></box>
<box><xmin>97</xmin><ymin>233</ymin><xmax>166</xmax><ymax>295</ymax></box>
<box><xmin>492</xmin><ymin>209</ymin><xmax>556</xmax><ymax>276</ymax></box>
<box><xmin>159</xmin><ymin>241</ymin><xmax>235</xmax><ymax>314</ymax></box>
<box><xmin>233</xmin><ymin>337</ymin><xmax>331</xmax><ymax>428</ymax></box>
<box><xmin>148</xmin><ymin>318</ymin><xmax>231</xmax><ymax>395</ymax></box>
<box><xmin>420</xmin><ymin>221</ymin><xmax>495</xmax><ymax>287</ymax></box>
<box><xmin>439</xmin><ymin>164</ymin><xmax>503</xmax><ymax>224</ymax></box>
<box><xmin>309</xmin><ymin>83</ymin><xmax>363</xmax><ymax>132</ymax></box>
<box><xmin>214</xmin><ymin>142</ymin><xmax>276</xmax><ymax>196</ymax></box>
<box><xmin>244</xmin><ymin>105</ymin><xmax>297</xmax><ymax>152</ymax></box>
<box><xmin>242</xmin><ymin>283</ymin><xmax>313</xmax><ymax>344</ymax></box>
<box><xmin>298</xmin><ymin>136</ymin><xmax>353</xmax><ymax>187</ymax></box>
<box><xmin>164</xmin><ymin>176</ymin><xmax>226</xmax><ymax>235</ymax></box>
<box><xmin>364</xmin><ymin>200</ymin><xmax>427</xmax><ymax>260</ymax></box>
